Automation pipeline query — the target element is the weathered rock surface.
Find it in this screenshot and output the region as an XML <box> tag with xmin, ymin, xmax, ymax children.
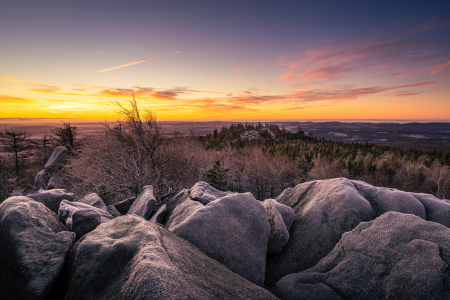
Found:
<box><xmin>113</xmin><ymin>196</ymin><xmax>136</xmax><ymax>214</ymax></box>
<box><xmin>47</xmin><ymin>176</ymin><xmax>64</xmax><ymax>190</ymax></box>
<box><xmin>410</xmin><ymin>192</ymin><xmax>450</xmax><ymax>227</ymax></box>
<box><xmin>127</xmin><ymin>185</ymin><xmax>156</xmax><ymax>219</ymax></box>
<box><xmin>0</xmin><ymin>196</ymin><xmax>75</xmax><ymax>300</ymax></box>
<box><xmin>71</xmin><ymin>209</ymin><xmax>101</xmax><ymax>240</ymax></box>
<box><xmin>272</xmin><ymin>211</ymin><xmax>450</xmax><ymax>300</ymax></box>
<box><xmin>106</xmin><ymin>204</ymin><xmax>122</xmax><ymax>217</ymax></box>
<box><xmin>44</xmin><ymin>146</ymin><xmax>68</xmax><ymax>171</ymax></box>
<box><xmin>59</xmin><ymin>199</ymin><xmax>113</xmax><ymax>230</ymax></box>
<box><xmin>352</xmin><ymin>180</ymin><xmax>426</xmax><ymax>218</ymax></box>
<box><xmin>265</xmin><ymin>178</ymin><xmax>375</xmax><ymax>286</ymax></box>
<box><xmin>34</xmin><ymin>169</ymin><xmax>51</xmax><ymax>190</ymax></box>
<box><xmin>165</xmin><ymin>191</ymin><xmax>270</xmax><ymax>286</ymax></box>
<box><xmin>27</xmin><ymin>188</ymin><xmax>74</xmax><ymax>214</ymax></box>
<box><xmin>265</xmin><ymin>178</ymin><xmax>450</xmax><ymax>286</ymax></box>
<box><xmin>64</xmin><ymin>215</ymin><xmax>279</xmax><ymax>300</ymax></box>
<box><xmin>79</xmin><ymin>193</ymin><xmax>108</xmax><ymax>211</ymax></box>
<box><xmin>189</xmin><ymin>181</ymin><xmax>228</xmax><ymax>205</ymax></box>
<box><xmin>263</xmin><ymin>199</ymin><xmax>295</xmax><ymax>254</ymax></box>
<box><xmin>149</xmin><ymin>204</ymin><xmax>167</xmax><ymax>224</ymax></box>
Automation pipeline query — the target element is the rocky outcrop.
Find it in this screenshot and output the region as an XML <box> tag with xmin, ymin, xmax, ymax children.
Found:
<box><xmin>71</xmin><ymin>209</ymin><xmax>101</xmax><ymax>240</ymax></box>
<box><xmin>263</xmin><ymin>199</ymin><xmax>295</xmax><ymax>254</ymax></box>
<box><xmin>63</xmin><ymin>215</ymin><xmax>279</xmax><ymax>300</ymax></box>
<box><xmin>27</xmin><ymin>188</ymin><xmax>74</xmax><ymax>213</ymax></box>
<box><xmin>0</xmin><ymin>196</ymin><xmax>75</xmax><ymax>300</ymax></box>
<box><xmin>33</xmin><ymin>146</ymin><xmax>68</xmax><ymax>192</ymax></box>
<box><xmin>79</xmin><ymin>193</ymin><xmax>108</xmax><ymax>211</ymax></box>
<box><xmin>265</xmin><ymin>178</ymin><xmax>375</xmax><ymax>286</ymax></box>
<box><xmin>266</xmin><ymin>178</ymin><xmax>450</xmax><ymax>286</ymax></box>
<box><xmin>34</xmin><ymin>169</ymin><xmax>51</xmax><ymax>190</ymax></box>
<box><xmin>352</xmin><ymin>180</ymin><xmax>426</xmax><ymax>218</ymax></box>
<box><xmin>44</xmin><ymin>146</ymin><xmax>68</xmax><ymax>171</ymax></box>
<box><xmin>106</xmin><ymin>204</ymin><xmax>122</xmax><ymax>217</ymax></box>
<box><xmin>127</xmin><ymin>185</ymin><xmax>156</xmax><ymax>219</ymax></box>
<box><xmin>47</xmin><ymin>176</ymin><xmax>64</xmax><ymax>190</ymax></box>
<box><xmin>59</xmin><ymin>200</ymin><xmax>113</xmax><ymax>228</ymax></box>
<box><xmin>189</xmin><ymin>181</ymin><xmax>228</xmax><ymax>204</ymax></box>
<box><xmin>113</xmin><ymin>196</ymin><xmax>136</xmax><ymax>214</ymax></box>
<box><xmin>272</xmin><ymin>211</ymin><xmax>450</xmax><ymax>300</ymax></box>
<box><xmin>164</xmin><ymin>189</ymin><xmax>270</xmax><ymax>286</ymax></box>
<box><xmin>149</xmin><ymin>204</ymin><xmax>167</xmax><ymax>224</ymax></box>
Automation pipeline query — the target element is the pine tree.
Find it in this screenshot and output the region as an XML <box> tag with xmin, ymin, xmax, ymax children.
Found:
<box><xmin>206</xmin><ymin>159</ymin><xmax>229</xmax><ymax>190</ymax></box>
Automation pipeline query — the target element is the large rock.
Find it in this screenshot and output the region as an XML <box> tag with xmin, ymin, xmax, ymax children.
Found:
<box><xmin>0</xmin><ymin>196</ymin><xmax>75</xmax><ymax>300</ymax></box>
<box><xmin>71</xmin><ymin>209</ymin><xmax>101</xmax><ymax>240</ymax></box>
<box><xmin>63</xmin><ymin>215</ymin><xmax>278</xmax><ymax>300</ymax></box>
<box><xmin>27</xmin><ymin>188</ymin><xmax>74</xmax><ymax>214</ymax></box>
<box><xmin>411</xmin><ymin>192</ymin><xmax>450</xmax><ymax>227</ymax></box>
<box><xmin>263</xmin><ymin>199</ymin><xmax>295</xmax><ymax>254</ymax></box>
<box><xmin>106</xmin><ymin>205</ymin><xmax>122</xmax><ymax>217</ymax></box>
<box><xmin>79</xmin><ymin>193</ymin><xmax>108</xmax><ymax>211</ymax></box>
<box><xmin>113</xmin><ymin>196</ymin><xmax>136</xmax><ymax>214</ymax></box>
<box><xmin>47</xmin><ymin>176</ymin><xmax>64</xmax><ymax>190</ymax></box>
<box><xmin>127</xmin><ymin>185</ymin><xmax>156</xmax><ymax>219</ymax></box>
<box><xmin>265</xmin><ymin>178</ymin><xmax>450</xmax><ymax>286</ymax></box>
<box><xmin>59</xmin><ymin>199</ymin><xmax>113</xmax><ymax>229</ymax></box>
<box><xmin>265</xmin><ymin>178</ymin><xmax>375</xmax><ymax>286</ymax></box>
<box><xmin>34</xmin><ymin>169</ymin><xmax>51</xmax><ymax>190</ymax></box>
<box><xmin>352</xmin><ymin>180</ymin><xmax>426</xmax><ymax>218</ymax></box>
<box><xmin>165</xmin><ymin>191</ymin><xmax>270</xmax><ymax>286</ymax></box>
<box><xmin>272</xmin><ymin>212</ymin><xmax>450</xmax><ymax>300</ymax></box>
<box><xmin>189</xmin><ymin>181</ymin><xmax>228</xmax><ymax>205</ymax></box>
<box><xmin>44</xmin><ymin>146</ymin><xmax>68</xmax><ymax>171</ymax></box>
<box><xmin>149</xmin><ymin>204</ymin><xmax>167</xmax><ymax>224</ymax></box>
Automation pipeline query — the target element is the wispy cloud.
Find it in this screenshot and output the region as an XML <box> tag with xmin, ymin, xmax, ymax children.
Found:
<box><xmin>279</xmin><ymin>39</ymin><xmax>439</xmax><ymax>83</ymax></box>
<box><xmin>0</xmin><ymin>95</ymin><xmax>34</xmax><ymax>103</ymax></box>
<box><xmin>0</xmin><ymin>76</ymin><xmax>60</xmax><ymax>90</ymax></box>
<box><xmin>290</xmin><ymin>81</ymin><xmax>436</xmax><ymax>103</ymax></box>
<box><xmin>95</xmin><ymin>52</ymin><xmax>181</xmax><ymax>73</ymax></box>
<box><xmin>431</xmin><ymin>56</ymin><xmax>450</xmax><ymax>75</ymax></box>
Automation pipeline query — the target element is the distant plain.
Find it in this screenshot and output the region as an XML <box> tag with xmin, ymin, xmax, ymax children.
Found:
<box><xmin>1</xmin><ymin>119</ymin><xmax>450</xmax><ymax>152</ymax></box>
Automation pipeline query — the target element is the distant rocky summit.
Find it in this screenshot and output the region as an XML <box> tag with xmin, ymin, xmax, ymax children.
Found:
<box><xmin>2</xmin><ymin>172</ymin><xmax>450</xmax><ymax>299</ymax></box>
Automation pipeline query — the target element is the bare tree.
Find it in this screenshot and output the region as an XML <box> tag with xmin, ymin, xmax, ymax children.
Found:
<box><xmin>0</xmin><ymin>128</ymin><xmax>34</xmax><ymax>177</ymax></box>
<box><xmin>52</xmin><ymin>122</ymin><xmax>78</xmax><ymax>154</ymax></box>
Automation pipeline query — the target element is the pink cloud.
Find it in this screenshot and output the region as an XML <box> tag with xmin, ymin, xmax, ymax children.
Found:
<box><xmin>431</xmin><ymin>56</ymin><xmax>450</xmax><ymax>75</ymax></box>
<box><xmin>280</xmin><ymin>39</ymin><xmax>437</xmax><ymax>82</ymax></box>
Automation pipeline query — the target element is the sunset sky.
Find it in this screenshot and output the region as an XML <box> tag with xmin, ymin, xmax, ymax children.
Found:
<box><xmin>1</xmin><ymin>0</ymin><xmax>449</xmax><ymax>121</ymax></box>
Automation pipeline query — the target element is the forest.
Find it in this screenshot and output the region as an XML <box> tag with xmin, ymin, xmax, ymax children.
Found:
<box><xmin>1</xmin><ymin>99</ymin><xmax>449</xmax><ymax>204</ymax></box>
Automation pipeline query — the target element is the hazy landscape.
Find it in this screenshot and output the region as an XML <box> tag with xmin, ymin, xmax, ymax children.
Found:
<box><xmin>2</xmin><ymin>118</ymin><xmax>450</xmax><ymax>150</ymax></box>
<box><xmin>2</xmin><ymin>0</ymin><xmax>450</xmax><ymax>299</ymax></box>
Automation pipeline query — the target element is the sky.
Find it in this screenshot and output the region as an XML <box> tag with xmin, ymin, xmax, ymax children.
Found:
<box><xmin>1</xmin><ymin>0</ymin><xmax>450</xmax><ymax>121</ymax></box>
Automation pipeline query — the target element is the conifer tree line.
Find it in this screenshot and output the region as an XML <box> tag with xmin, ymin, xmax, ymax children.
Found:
<box><xmin>1</xmin><ymin>100</ymin><xmax>449</xmax><ymax>203</ymax></box>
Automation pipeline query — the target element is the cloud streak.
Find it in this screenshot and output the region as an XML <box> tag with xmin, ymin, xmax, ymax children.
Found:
<box><xmin>279</xmin><ymin>39</ymin><xmax>442</xmax><ymax>83</ymax></box>
<box><xmin>95</xmin><ymin>52</ymin><xmax>181</xmax><ymax>73</ymax></box>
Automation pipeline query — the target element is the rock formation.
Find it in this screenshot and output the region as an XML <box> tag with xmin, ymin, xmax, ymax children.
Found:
<box><xmin>0</xmin><ymin>196</ymin><xmax>75</xmax><ymax>300</ymax></box>
<box><xmin>164</xmin><ymin>187</ymin><xmax>270</xmax><ymax>286</ymax></box>
<box><xmin>63</xmin><ymin>215</ymin><xmax>278</xmax><ymax>300</ymax></box>
<box><xmin>265</xmin><ymin>178</ymin><xmax>450</xmax><ymax>286</ymax></box>
<box><xmin>127</xmin><ymin>185</ymin><xmax>156</xmax><ymax>219</ymax></box>
<box><xmin>3</xmin><ymin>177</ymin><xmax>450</xmax><ymax>299</ymax></box>
<box><xmin>27</xmin><ymin>188</ymin><xmax>74</xmax><ymax>213</ymax></box>
<box><xmin>33</xmin><ymin>146</ymin><xmax>68</xmax><ymax>191</ymax></box>
<box><xmin>272</xmin><ymin>211</ymin><xmax>450</xmax><ymax>300</ymax></box>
